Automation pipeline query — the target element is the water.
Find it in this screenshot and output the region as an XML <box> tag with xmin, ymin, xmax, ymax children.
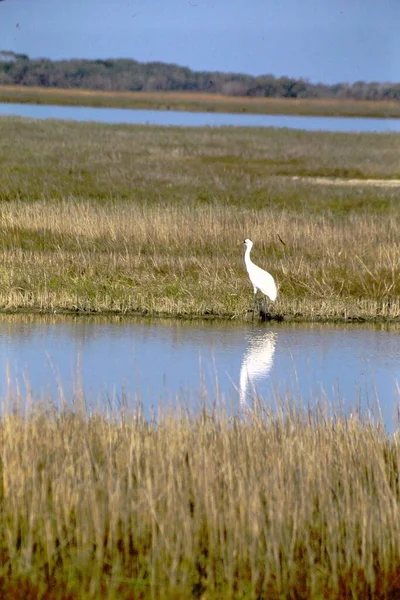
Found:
<box><xmin>0</xmin><ymin>316</ymin><xmax>399</xmax><ymax>429</ymax></box>
<box><xmin>1</xmin><ymin>102</ymin><xmax>400</xmax><ymax>132</ymax></box>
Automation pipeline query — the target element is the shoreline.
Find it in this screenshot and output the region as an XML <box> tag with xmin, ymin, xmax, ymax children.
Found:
<box><xmin>0</xmin><ymin>306</ymin><xmax>398</xmax><ymax>325</ymax></box>
<box><xmin>1</xmin><ymin>85</ymin><xmax>400</xmax><ymax>118</ymax></box>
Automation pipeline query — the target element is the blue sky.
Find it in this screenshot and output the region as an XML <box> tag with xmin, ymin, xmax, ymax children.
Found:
<box><xmin>0</xmin><ymin>0</ymin><xmax>399</xmax><ymax>84</ymax></box>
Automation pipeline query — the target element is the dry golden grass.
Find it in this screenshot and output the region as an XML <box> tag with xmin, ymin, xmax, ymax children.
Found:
<box><xmin>2</xmin><ymin>84</ymin><xmax>400</xmax><ymax>117</ymax></box>
<box><xmin>0</xmin><ymin>199</ymin><xmax>398</xmax><ymax>321</ymax></box>
<box><xmin>0</xmin><ymin>396</ymin><xmax>399</xmax><ymax>599</ymax></box>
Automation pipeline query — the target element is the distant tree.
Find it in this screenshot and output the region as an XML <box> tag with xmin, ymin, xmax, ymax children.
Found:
<box><xmin>0</xmin><ymin>51</ymin><xmax>399</xmax><ymax>101</ymax></box>
<box><xmin>221</xmin><ymin>80</ymin><xmax>248</xmax><ymax>96</ymax></box>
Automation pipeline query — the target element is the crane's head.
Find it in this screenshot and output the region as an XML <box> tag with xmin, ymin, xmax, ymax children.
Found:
<box><xmin>243</xmin><ymin>238</ymin><xmax>253</xmax><ymax>249</ymax></box>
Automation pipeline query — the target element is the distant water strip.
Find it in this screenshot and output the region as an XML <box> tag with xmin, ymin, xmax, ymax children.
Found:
<box><xmin>1</xmin><ymin>102</ymin><xmax>400</xmax><ymax>132</ymax></box>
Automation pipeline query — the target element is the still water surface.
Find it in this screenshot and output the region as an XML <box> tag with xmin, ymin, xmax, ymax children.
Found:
<box><xmin>0</xmin><ymin>316</ymin><xmax>398</xmax><ymax>429</ymax></box>
<box><xmin>1</xmin><ymin>102</ymin><xmax>400</xmax><ymax>132</ymax></box>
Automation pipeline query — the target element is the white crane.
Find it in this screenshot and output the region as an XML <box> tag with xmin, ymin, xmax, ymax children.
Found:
<box><xmin>243</xmin><ymin>238</ymin><xmax>277</xmax><ymax>318</ymax></box>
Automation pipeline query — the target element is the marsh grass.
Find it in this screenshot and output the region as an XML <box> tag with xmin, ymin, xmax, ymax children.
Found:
<box><xmin>2</xmin><ymin>85</ymin><xmax>400</xmax><ymax>118</ymax></box>
<box><xmin>0</xmin><ymin>391</ymin><xmax>399</xmax><ymax>599</ymax></box>
<box><xmin>0</xmin><ymin>118</ymin><xmax>399</xmax><ymax>321</ymax></box>
<box><xmin>0</xmin><ymin>199</ymin><xmax>398</xmax><ymax>321</ymax></box>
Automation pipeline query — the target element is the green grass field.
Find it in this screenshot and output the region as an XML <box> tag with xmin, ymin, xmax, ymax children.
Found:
<box><xmin>0</xmin><ymin>117</ymin><xmax>399</xmax><ymax>321</ymax></box>
<box><xmin>2</xmin><ymin>84</ymin><xmax>400</xmax><ymax>118</ymax></box>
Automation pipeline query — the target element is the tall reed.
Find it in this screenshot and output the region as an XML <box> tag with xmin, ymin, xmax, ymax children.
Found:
<box><xmin>0</xmin><ymin>393</ymin><xmax>399</xmax><ymax>599</ymax></box>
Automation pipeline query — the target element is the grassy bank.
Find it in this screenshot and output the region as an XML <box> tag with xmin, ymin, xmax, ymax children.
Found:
<box><xmin>0</xmin><ymin>118</ymin><xmax>399</xmax><ymax>321</ymax></box>
<box><xmin>0</xmin><ymin>398</ymin><xmax>399</xmax><ymax>599</ymax></box>
<box><xmin>2</xmin><ymin>85</ymin><xmax>400</xmax><ymax>118</ymax></box>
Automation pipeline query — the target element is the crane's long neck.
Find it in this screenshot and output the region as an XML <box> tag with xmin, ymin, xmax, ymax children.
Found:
<box><xmin>244</xmin><ymin>245</ymin><xmax>253</xmax><ymax>269</ymax></box>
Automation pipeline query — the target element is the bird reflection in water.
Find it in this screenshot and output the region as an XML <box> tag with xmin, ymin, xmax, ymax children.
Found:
<box><xmin>239</xmin><ymin>331</ymin><xmax>277</xmax><ymax>409</ymax></box>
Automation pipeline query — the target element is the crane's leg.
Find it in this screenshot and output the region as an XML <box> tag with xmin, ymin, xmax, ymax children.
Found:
<box><xmin>263</xmin><ymin>296</ymin><xmax>269</xmax><ymax>320</ymax></box>
<box><xmin>253</xmin><ymin>288</ymin><xmax>257</xmax><ymax>322</ymax></box>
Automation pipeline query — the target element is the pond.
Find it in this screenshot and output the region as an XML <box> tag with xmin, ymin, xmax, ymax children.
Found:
<box><xmin>1</xmin><ymin>102</ymin><xmax>400</xmax><ymax>132</ymax></box>
<box><xmin>0</xmin><ymin>316</ymin><xmax>399</xmax><ymax>430</ymax></box>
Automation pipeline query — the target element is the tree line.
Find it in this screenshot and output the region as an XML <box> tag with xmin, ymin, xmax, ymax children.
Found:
<box><xmin>1</xmin><ymin>51</ymin><xmax>399</xmax><ymax>101</ymax></box>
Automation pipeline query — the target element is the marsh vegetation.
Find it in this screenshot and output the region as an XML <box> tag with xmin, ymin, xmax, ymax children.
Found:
<box><xmin>0</xmin><ymin>118</ymin><xmax>399</xmax><ymax>321</ymax></box>
<box><xmin>0</xmin><ymin>398</ymin><xmax>399</xmax><ymax>599</ymax></box>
